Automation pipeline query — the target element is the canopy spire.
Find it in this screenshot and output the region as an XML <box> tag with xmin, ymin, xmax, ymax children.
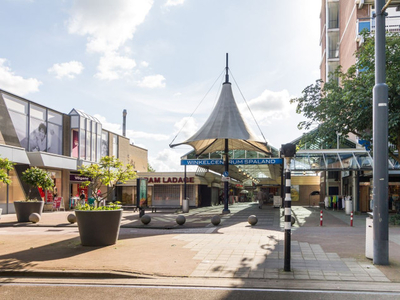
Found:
<box><xmin>225</xmin><ymin>53</ymin><xmax>229</xmax><ymax>84</ymax></box>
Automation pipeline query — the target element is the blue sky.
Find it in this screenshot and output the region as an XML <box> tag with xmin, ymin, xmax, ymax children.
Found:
<box><xmin>0</xmin><ymin>0</ymin><xmax>321</xmax><ymax>171</ymax></box>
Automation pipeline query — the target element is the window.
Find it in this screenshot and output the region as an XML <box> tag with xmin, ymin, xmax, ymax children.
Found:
<box><xmin>101</xmin><ymin>131</ymin><xmax>109</xmax><ymax>157</ymax></box>
<box><xmin>112</xmin><ymin>134</ymin><xmax>118</xmax><ymax>158</ymax></box>
<box><xmin>47</xmin><ymin>110</ymin><xmax>63</xmax><ymax>155</ymax></box>
<box><xmin>153</xmin><ymin>185</ymin><xmax>180</xmax><ymax>205</ymax></box>
<box><xmin>3</xmin><ymin>94</ymin><xmax>29</xmax><ymax>149</ymax></box>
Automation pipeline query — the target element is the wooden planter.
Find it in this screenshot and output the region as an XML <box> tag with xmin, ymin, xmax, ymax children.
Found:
<box><xmin>75</xmin><ymin>209</ymin><xmax>123</xmax><ymax>246</ymax></box>
<box><xmin>14</xmin><ymin>201</ymin><xmax>44</xmax><ymax>222</ymax></box>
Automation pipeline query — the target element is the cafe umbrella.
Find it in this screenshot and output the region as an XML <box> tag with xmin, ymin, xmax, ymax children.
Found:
<box><xmin>170</xmin><ymin>54</ymin><xmax>271</xmax><ymax>213</ymax></box>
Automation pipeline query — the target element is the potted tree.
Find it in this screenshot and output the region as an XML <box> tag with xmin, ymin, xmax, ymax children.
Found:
<box><xmin>14</xmin><ymin>167</ymin><xmax>54</xmax><ymax>222</ymax></box>
<box><xmin>75</xmin><ymin>156</ymin><xmax>136</xmax><ymax>246</ymax></box>
<box><xmin>0</xmin><ymin>157</ymin><xmax>14</xmax><ymax>218</ymax></box>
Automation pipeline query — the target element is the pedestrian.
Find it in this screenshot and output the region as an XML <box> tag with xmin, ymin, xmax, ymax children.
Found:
<box><xmin>257</xmin><ymin>189</ymin><xmax>263</xmax><ymax>209</ymax></box>
<box><xmin>79</xmin><ymin>190</ymin><xmax>86</xmax><ymax>205</ymax></box>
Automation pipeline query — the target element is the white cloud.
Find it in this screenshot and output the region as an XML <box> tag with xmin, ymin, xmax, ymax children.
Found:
<box><xmin>93</xmin><ymin>114</ymin><xmax>122</xmax><ymax>134</ymax></box>
<box><xmin>48</xmin><ymin>61</ymin><xmax>84</xmax><ymax>79</ymax></box>
<box><xmin>95</xmin><ymin>52</ymin><xmax>136</xmax><ymax>80</ymax></box>
<box><xmin>141</xmin><ymin>61</ymin><xmax>149</xmax><ymax>67</ymax></box>
<box><xmin>173</xmin><ymin>117</ymin><xmax>198</xmax><ymax>140</ymax></box>
<box><xmin>127</xmin><ymin>129</ymin><xmax>169</xmax><ymax>141</ymax></box>
<box><xmin>67</xmin><ymin>0</ymin><xmax>153</xmax><ymax>54</ymax></box>
<box><xmin>239</xmin><ymin>89</ymin><xmax>294</xmax><ymax>125</ymax></box>
<box><xmin>137</xmin><ymin>74</ymin><xmax>166</xmax><ymax>88</ymax></box>
<box><xmin>0</xmin><ymin>58</ymin><xmax>42</xmax><ymax>95</ymax></box>
<box><xmin>149</xmin><ymin>148</ymin><xmax>184</xmax><ymax>172</ymax></box>
<box><xmin>164</xmin><ymin>0</ymin><xmax>185</xmax><ymax>7</ymax></box>
<box><xmin>93</xmin><ymin>114</ymin><xmax>169</xmax><ymax>143</ymax></box>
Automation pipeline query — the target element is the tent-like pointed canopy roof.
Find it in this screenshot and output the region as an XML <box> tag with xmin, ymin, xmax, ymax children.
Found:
<box><xmin>170</xmin><ymin>80</ymin><xmax>271</xmax><ymax>156</ymax></box>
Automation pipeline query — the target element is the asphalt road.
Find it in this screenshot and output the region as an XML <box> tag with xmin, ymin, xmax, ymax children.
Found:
<box><xmin>1</xmin><ymin>282</ymin><xmax>400</xmax><ymax>300</ymax></box>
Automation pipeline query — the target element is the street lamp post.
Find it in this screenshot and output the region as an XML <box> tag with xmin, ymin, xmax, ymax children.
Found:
<box><xmin>373</xmin><ymin>0</ymin><xmax>389</xmax><ymax>265</ymax></box>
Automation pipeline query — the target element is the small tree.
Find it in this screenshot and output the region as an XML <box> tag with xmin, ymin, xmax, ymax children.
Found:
<box><xmin>0</xmin><ymin>157</ymin><xmax>14</xmax><ymax>185</ymax></box>
<box><xmin>78</xmin><ymin>156</ymin><xmax>136</xmax><ymax>207</ymax></box>
<box><xmin>21</xmin><ymin>167</ymin><xmax>54</xmax><ymax>201</ymax></box>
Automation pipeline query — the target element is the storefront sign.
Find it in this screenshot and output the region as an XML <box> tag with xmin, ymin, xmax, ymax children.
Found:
<box><xmin>181</xmin><ymin>158</ymin><xmax>282</xmax><ymax>165</ymax></box>
<box><xmin>70</xmin><ymin>174</ymin><xmax>90</xmax><ymax>182</ymax></box>
<box><xmin>144</xmin><ymin>177</ymin><xmax>195</xmax><ymax>184</ymax></box>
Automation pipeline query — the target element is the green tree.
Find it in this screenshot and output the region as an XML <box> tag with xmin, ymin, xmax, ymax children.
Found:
<box><xmin>21</xmin><ymin>167</ymin><xmax>54</xmax><ymax>200</ymax></box>
<box><xmin>291</xmin><ymin>31</ymin><xmax>400</xmax><ymax>163</ymax></box>
<box><xmin>0</xmin><ymin>157</ymin><xmax>14</xmax><ymax>185</ymax></box>
<box><xmin>79</xmin><ymin>156</ymin><xmax>136</xmax><ymax>207</ymax></box>
<box><xmin>147</xmin><ymin>163</ymin><xmax>155</xmax><ymax>172</ymax></box>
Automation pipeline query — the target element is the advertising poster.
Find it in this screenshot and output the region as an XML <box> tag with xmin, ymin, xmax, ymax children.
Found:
<box><xmin>137</xmin><ymin>178</ymin><xmax>148</xmax><ymax>208</ymax></box>
<box><xmin>29</xmin><ymin>118</ymin><xmax>47</xmax><ymax>152</ymax></box>
<box><xmin>291</xmin><ymin>185</ymin><xmax>300</xmax><ymax>202</ymax></box>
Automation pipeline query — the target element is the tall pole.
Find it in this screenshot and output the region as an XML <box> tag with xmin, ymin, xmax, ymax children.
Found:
<box><xmin>373</xmin><ymin>0</ymin><xmax>389</xmax><ymax>265</ymax></box>
<box><xmin>122</xmin><ymin>109</ymin><xmax>127</xmax><ymax>137</ymax></box>
<box><xmin>222</xmin><ymin>53</ymin><xmax>230</xmax><ymax>214</ymax></box>
<box><xmin>184</xmin><ymin>165</ymin><xmax>187</xmax><ymax>201</ymax></box>
<box><xmin>284</xmin><ymin>157</ymin><xmax>292</xmax><ymax>271</ymax></box>
<box><xmin>223</xmin><ymin>138</ymin><xmax>230</xmax><ymax>214</ymax></box>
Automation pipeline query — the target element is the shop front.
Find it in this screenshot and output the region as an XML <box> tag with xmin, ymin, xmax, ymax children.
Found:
<box><xmin>118</xmin><ymin>172</ymin><xmax>223</xmax><ymax>208</ymax></box>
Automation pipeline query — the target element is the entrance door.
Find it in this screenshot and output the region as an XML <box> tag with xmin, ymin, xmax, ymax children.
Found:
<box><xmin>360</xmin><ymin>186</ymin><xmax>370</xmax><ymax>212</ymax></box>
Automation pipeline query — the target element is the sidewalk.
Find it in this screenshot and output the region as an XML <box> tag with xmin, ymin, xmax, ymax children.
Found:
<box><xmin>0</xmin><ymin>202</ymin><xmax>399</xmax><ymax>288</ymax></box>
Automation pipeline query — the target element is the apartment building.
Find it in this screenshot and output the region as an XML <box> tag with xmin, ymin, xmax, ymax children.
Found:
<box><xmin>320</xmin><ymin>0</ymin><xmax>400</xmax><ymax>83</ymax></box>
<box><xmin>318</xmin><ymin>0</ymin><xmax>400</xmax><ymax>212</ymax></box>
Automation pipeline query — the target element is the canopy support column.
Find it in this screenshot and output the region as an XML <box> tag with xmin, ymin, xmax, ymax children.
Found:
<box><xmin>223</xmin><ymin>139</ymin><xmax>230</xmax><ymax>214</ymax></box>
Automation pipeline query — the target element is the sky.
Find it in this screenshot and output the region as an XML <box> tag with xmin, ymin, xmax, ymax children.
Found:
<box><xmin>0</xmin><ymin>0</ymin><xmax>321</xmax><ymax>172</ymax></box>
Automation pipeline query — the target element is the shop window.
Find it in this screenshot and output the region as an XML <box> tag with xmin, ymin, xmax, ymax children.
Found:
<box><xmin>153</xmin><ymin>185</ymin><xmax>180</xmax><ymax>205</ymax></box>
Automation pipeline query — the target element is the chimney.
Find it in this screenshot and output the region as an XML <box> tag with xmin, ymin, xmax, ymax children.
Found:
<box><xmin>122</xmin><ymin>109</ymin><xmax>127</xmax><ymax>137</ymax></box>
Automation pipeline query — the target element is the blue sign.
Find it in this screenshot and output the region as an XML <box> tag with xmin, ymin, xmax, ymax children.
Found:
<box><xmin>223</xmin><ymin>171</ymin><xmax>229</xmax><ymax>177</ymax></box>
<box><xmin>181</xmin><ymin>158</ymin><xmax>282</xmax><ymax>166</ymax></box>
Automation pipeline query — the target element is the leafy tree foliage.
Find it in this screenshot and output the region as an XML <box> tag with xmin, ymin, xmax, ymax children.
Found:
<box><xmin>0</xmin><ymin>157</ymin><xmax>14</xmax><ymax>185</ymax></box>
<box><xmin>147</xmin><ymin>163</ymin><xmax>155</xmax><ymax>172</ymax></box>
<box><xmin>291</xmin><ymin>31</ymin><xmax>400</xmax><ymax>162</ymax></box>
<box><xmin>79</xmin><ymin>156</ymin><xmax>136</xmax><ymax>207</ymax></box>
<box><xmin>21</xmin><ymin>167</ymin><xmax>54</xmax><ymax>200</ymax></box>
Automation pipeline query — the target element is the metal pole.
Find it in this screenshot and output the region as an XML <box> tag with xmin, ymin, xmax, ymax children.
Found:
<box><xmin>373</xmin><ymin>0</ymin><xmax>389</xmax><ymax>265</ymax></box>
<box><xmin>223</xmin><ymin>139</ymin><xmax>230</xmax><ymax>214</ymax></box>
<box><xmin>284</xmin><ymin>157</ymin><xmax>291</xmax><ymax>271</ymax></box>
<box><xmin>184</xmin><ymin>165</ymin><xmax>187</xmax><ymax>201</ymax></box>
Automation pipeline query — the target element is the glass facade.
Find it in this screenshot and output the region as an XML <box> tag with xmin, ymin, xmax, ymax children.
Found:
<box><xmin>3</xmin><ymin>93</ymin><xmax>63</xmax><ymax>155</ymax></box>
<box><xmin>69</xmin><ymin>109</ymin><xmax>103</xmax><ymax>162</ymax></box>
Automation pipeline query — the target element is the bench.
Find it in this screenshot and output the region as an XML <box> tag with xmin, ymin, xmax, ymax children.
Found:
<box><xmin>121</xmin><ymin>205</ymin><xmax>141</xmax><ymax>212</ymax></box>
<box><xmin>149</xmin><ymin>205</ymin><xmax>182</xmax><ymax>213</ymax></box>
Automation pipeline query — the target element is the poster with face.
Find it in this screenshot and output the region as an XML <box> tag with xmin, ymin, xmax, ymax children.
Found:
<box><xmin>29</xmin><ymin>119</ymin><xmax>47</xmax><ymax>152</ymax></box>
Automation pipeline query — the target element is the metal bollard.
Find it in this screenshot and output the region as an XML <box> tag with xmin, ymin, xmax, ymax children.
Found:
<box><xmin>350</xmin><ymin>211</ymin><xmax>353</xmax><ymax>227</ymax></box>
<box><xmin>320</xmin><ymin>210</ymin><xmax>323</xmax><ymax>226</ymax></box>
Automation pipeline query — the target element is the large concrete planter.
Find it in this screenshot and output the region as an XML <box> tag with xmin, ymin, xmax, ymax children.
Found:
<box><xmin>14</xmin><ymin>201</ymin><xmax>44</xmax><ymax>222</ymax></box>
<box><xmin>75</xmin><ymin>209</ymin><xmax>123</xmax><ymax>246</ymax></box>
